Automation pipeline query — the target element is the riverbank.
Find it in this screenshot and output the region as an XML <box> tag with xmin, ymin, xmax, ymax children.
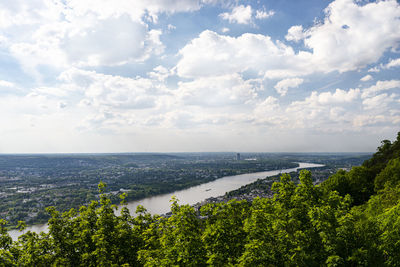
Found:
<box><xmin>191</xmin><ymin>164</ymin><xmax>334</xmax><ymax>212</ymax></box>
<box><xmin>9</xmin><ymin>162</ymin><xmax>323</xmax><ymax>240</ymax></box>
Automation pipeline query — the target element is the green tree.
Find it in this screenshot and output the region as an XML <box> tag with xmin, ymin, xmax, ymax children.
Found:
<box><xmin>139</xmin><ymin>197</ymin><xmax>206</xmax><ymax>266</ymax></box>
<box><xmin>0</xmin><ymin>219</ymin><xmax>14</xmax><ymax>266</ymax></box>
<box><xmin>240</xmin><ymin>171</ymin><xmax>325</xmax><ymax>266</ymax></box>
<box><xmin>374</xmin><ymin>158</ymin><xmax>400</xmax><ymax>191</ymax></box>
<box><xmin>379</xmin><ymin>202</ymin><xmax>400</xmax><ymax>265</ymax></box>
<box><xmin>201</xmin><ymin>199</ymin><xmax>250</xmax><ymax>266</ymax></box>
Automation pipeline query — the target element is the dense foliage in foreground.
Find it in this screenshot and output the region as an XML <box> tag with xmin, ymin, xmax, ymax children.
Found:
<box><xmin>1</xmin><ymin>133</ymin><xmax>400</xmax><ymax>266</ymax></box>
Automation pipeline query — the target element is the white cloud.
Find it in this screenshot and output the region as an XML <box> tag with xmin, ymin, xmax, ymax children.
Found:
<box><xmin>219</xmin><ymin>5</ymin><xmax>252</xmax><ymax>25</ymax></box>
<box><xmin>252</xmin><ymin>96</ymin><xmax>285</xmax><ymax>125</ymax></box>
<box><xmin>368</xmin><ymin>67</ymin><xmax>380</xmax><ymax>73</ymax></box>
<box><xmin>329</xmin><ymin>107</ymin><xmax>347</xmax><ymax>122</ymax></box>
<box><xmin>1</xmin><ymin>0</ymin><xmax>212</xmax><ymax>75</ymax></box>
<box><xmin>360</xmin><ymin>75</ymin><xmax>373</xmax><ymax>82</ymax></box>
<box><xmin>0</xmin><ymin>80</ymin><xmax>15</xmax><ymax>88</ymax></box>
<box><xmin>162</xmin><ymin>111</ymin><xmax>198</xmax><ymax>129</ymax></box>
<box><xmin>219</xmin><ymin>5</ymin><xmax>274</xmax><ymax>25</ymax></box>
<box><xmin>148</xmin><ymin>65</ymin><xmax>172</xmax><ymax>81</ymax></box>
<box><xmin>255</xmin><ymin>96</ymin><xmax>279</xmax><ymax>112</ymax></box>
<box><xmin>246</xmin><ymin>87</ymin><xmax>366</xmax><ymax>132</ymax></box>
<box><xmin>282</xmin><ymin>88</ymin><xmax>362</xmax><ymax>130</ymax></box>
<box><xmin>9</xmin><ymin>21</ymin><xmax>69</xmax><ymax>75</ymax></box>
<box><xmin>167</xmin><ymin>24</ymin><xmax>176</xmax><ymax>31</ymax></box>
<box><xmin>0</xmin><ymin>0</ymin><xmax>59</xmax><ymax>29</ymax></box>
<box><xmin>178</xmin><ymin>0</ymin><xmax>400</xmax><ymax>81</ymax></box>
<box><xmin>58</xmin><ymin>68</ymin><xmax>168</xmax><ymax>110</ymax></box>
<box><xmin>361</xmin><ymin>58</ymin><xmax>400</xmax><ymax>73</ymax></box>
<box><xmin>362</xmin><ymin>93</ymin><xmax>395</xmax><ymax>110</ymax></box>
<box><xmin>361</xmin><ymin>80</ymin><xmax>400</xmax><ymax>98</ymax></box>
<box><xmin>353</xmin><ymin>114</ymin><xmax>386</xmax><ymax>127</ymax></box>
<box><xmin>33</xmin><ymin>86</ymin><xmax>69</xmax><ymax>97</ymax></box>
<box><xmin>285</xmin><ymin>25</ymin><xmax>306</xmax><ymax>42</ymax></box>
<box><xmin>61</xmin><ymin>16</ymin><xmax>164</xmax><ymax>67</ymax></box>
<box><xmin>176</xmin><ymin>73</ymin><xmax>258</xmax><ymax>107</ymax></box>
<box><xmin>176</xmin><ymin>30</ymin><xmax>312</xmax><ymax>79</ymax></box>
<box><xmin>274</xmin><ymin>78</ymin><xmax>304</xmax><ymax>96</ymax></box>
<box><xmin>255</xmin><ymin>9</ymin><xmax>274</xmax><ymax>20</ymax></box>
<box><xmin>65</xmin><ymin>0</ymin><xmax>206</xmax><ymax>22</ymax></box>
<box><xmin>221</xmin><ymin>27</ymin><xmax>230</xmax><ymax>33</ymax></box>
<box><xmin>10</xmin><ymin>11</ymin><xmax>163</xmax><ymax>78</ymax></box>
<box><xmin>295</xmin><ymin>88</ymin><xmax>360</xmax><ymax>106</ymax></box>
<box><xmin>0</xmin><ymin>92</ymin><xmax>63</xmax><ymax>118</ymax></box>
<box><xmin>302</xmin><ymin>0</ymin><xmax>400</xmax><ymax>73</ymax></box>
<box><xmin>384</xmin><ymin>58</ymin><xmax>400</xmax><ymax>69</ymax></box>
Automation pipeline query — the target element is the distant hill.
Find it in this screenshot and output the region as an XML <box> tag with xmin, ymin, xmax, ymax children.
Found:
<box><xmin>0</xmin><ymin>153</ymin><xmax>181</xmax><ymax>168</ymax></box>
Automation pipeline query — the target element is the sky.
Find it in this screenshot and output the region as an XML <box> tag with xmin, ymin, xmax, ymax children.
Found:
<box><xmin>0</xmin><ymin>0</ymin><xmax>399</xmax><ymax>153</ymax></box>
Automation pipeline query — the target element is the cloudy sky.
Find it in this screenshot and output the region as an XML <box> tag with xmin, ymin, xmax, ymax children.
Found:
<box><xmin>0</xmin><ymin>0</ymin><xmax>399</xmax><ymax>153</ymax></box>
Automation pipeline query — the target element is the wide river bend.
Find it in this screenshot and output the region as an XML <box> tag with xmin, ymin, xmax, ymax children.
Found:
<box><xmin>9</xmin><ymin>162</ymin><xmax>323</xmax><ymax>240</ymax></box>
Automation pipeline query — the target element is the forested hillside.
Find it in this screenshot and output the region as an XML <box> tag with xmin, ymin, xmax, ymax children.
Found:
<box><xmin>1</xmin><ymin>133</ymin><xmax>400</xmax><ymax>266</ymax></box>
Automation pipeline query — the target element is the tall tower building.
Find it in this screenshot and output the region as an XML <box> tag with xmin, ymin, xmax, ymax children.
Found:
<box><xmin>236</xmin><ymin>153</ymin><xmax>241</xmax><ymax>161</ymax></box>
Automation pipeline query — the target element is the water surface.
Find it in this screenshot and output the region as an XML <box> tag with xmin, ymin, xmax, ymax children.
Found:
<box><xmin>124</xmin><ymin>162</ymin><xmax>323</xmax><ymax>214</ymax></box>
<box><xmin>9</xmin><ymin>162</ymin><xmax>323</xmax><ymax>240</ymax></box>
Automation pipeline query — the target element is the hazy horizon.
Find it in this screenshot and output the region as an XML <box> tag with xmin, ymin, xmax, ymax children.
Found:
<box><xmin>0</xmin><ymin>151</ymin><xmax>374</xmax><ymax>155</ymax></box>
<box><xmin>0</xmin><ymin>0</ymin><xmax>399</xmax><ymax>153</ymax></box>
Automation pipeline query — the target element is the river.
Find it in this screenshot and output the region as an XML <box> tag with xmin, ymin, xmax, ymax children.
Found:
<box><xmin>9</xmin><ymin>162</ymin><xmax>323</xmax><ymax>240</ymax></box>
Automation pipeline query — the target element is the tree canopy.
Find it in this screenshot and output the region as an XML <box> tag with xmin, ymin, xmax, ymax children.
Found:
<box><xmin>1</xmin><ymin>132</ymin><xmax>400</xmax><ymax>266</ymax></box>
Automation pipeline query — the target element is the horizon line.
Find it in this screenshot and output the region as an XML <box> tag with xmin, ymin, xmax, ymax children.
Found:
<box><xmin>0</xmin><ymin>151</ymin><xmax>374</xmax><ymax>155</ymax></box>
